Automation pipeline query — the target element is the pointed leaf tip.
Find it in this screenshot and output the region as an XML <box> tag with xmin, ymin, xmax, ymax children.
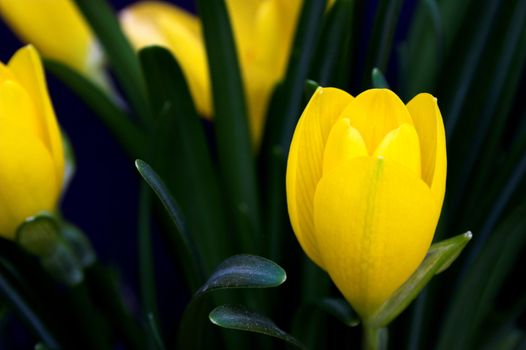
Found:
<box><xmin>372</xmin><ymin>67</ymin><xmax>389</xmax><ymax>88</ymax></box>
<box><xmin>209</xmin><ymin>304</ymin><xmax>305</xmax><ymax>349</ymax></box>
<box><xmin>366</xmin><ymin>232</ymin><xmax>471</xmax><ymax>327</ymax></box>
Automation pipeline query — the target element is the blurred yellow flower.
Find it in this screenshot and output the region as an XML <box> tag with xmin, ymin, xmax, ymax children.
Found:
<box><xmin>120</xmin><ymin>0</ymin><xmax>302</xmax><ymax>146</ymax></box>
<box><xmin>0</xmin><ymin>46</ymin><xmax>65</xmax><ymax>239</ymax></box>
<box><xmin>0</xmin><ymin>0</ymin><xmax>104</xmax><ymax>84</ymax></box>
<box><xmin>286</xmin><ymin>87</ymin><xmax>447</xmax><ymax>319</ymax></box>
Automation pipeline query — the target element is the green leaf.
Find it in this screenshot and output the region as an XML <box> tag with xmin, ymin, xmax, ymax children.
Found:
<box><xmin>59</xmin><ymin>222</ymin><xmax>96</xmax><ymax>268</ymax></box>
<box><xmin>362</xmin><ymin>0</ymin><xmax>404</xmax><ymax>87</ymax></box>
<box><xmin>16</xmin><ymin>215</ymin><xmax>61</xmax><ymax>257</ymax></box>
<box><xmin>137</xmin><ymin>183</ymin><xmax>158</xmax><ymax>328</ymax></box>
<box><xmin>366</xmin><ymin>232</ymin><xmax>472</xmax><ymax>327</ymax></box>
<box><xmin>177</xmin><ymin>254</ymin><xmax>285</xmax><ymax>349</ymax></box>
<box><xmin>135</xmin><ymin>160</ymin><xmax>205</xmax><ymax>290</ymax></box>
<box><xmin>262</xmin><ymin>0</ymin><xmax>327</xmax><ymax>152</ymax></box>
<box><xmin>444</xmin><ymin>0</ymin><xmax>526</xmax><ymax>234</ymax></box>
<box><xmin>209</xmin><ymin>304</ymin><xmax>305</xmax><ymax>349</ymax></box>
<box><xmin>310</xmin><ymin>0</ymin><xmax>354</xmax><ymax>87</ymax></box>
<box><xmin>34</xmin><ymin>344</ymin><xmax>50</xmax><ymax>350</ymax></box>
<box><xmin>195</xmin><ymin>0</ymin><xmax>261</xmax><ymax>251</ymax></box>
<box><xmin>73</xmin><ymin>0</ymin><xmax>150</xmax><ymax>124</ymax></box>
<box><xmin>371</xmin><ymin>68</ymin><xmax>389</xmax><ymax>89</ymax></box>
<box><xmin>40</xmin><ymin>243</ymin><xmax>83</xmax><ymax>286</ymax></box>
<box><xmin>305</xmin><ymin>79</ymin><xmax>320</xmax><ymax>99</ymax></box>
<box><xmin>44</xmin><ymin>59</ymin><xmax>145</xmax><ymax>158</ymax></box>
<box><xmin>15</xmin><ymin>215</ymin><xmax>86</xmax><ymax>285</ymax></box>
<box><xmin>400</xmin><ymin>0</ymin><xmax>443</xmax><ymax>97</ymax></box>
<box><xmin>0</xmin><ymin>271</ymin><xmax>59</xmax><ymax>349</ymax></box>
<box><xmin>437</xmin><ymin>207</ymin><xmax>526</xmax><ymax>350</ymax></box>
<box><xmin>139</xmin><ymin>46</ymin><xmax>231</xmax><ymax>273</ymax></box>
<box><xmin>195</xmin><ymin>255</ymin><xmax>287</xmax><ymax>298</ymax></box>
<box><xmin>317</xmin><ymin>298</ymin><xmax>360</xmax><ymax>327</ymax></box>
<box><xmin>374</xmin><ymin>0</ymin><xmax>404</xmax><ymax>71</ymax></box>
<box><xmin>147</xmin><ymin>313</ymin><xmax>166</xmax><ymax>350</ymax></box>
<box><xmin>441</xmin><ymin>0</ymin><xmax>501</xmax><ymax>137</ymax></box>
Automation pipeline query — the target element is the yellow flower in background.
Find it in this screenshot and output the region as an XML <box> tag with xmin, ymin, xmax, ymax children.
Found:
<box><xmin>0</xmin><ymin>0</ymin><xmax>104</xmax><ymax>84</ymax></box>
<box><xmin>286</xmin><ymin>87</ymin><xmax>446</xmax><ymax>319</ymax></box>
<box><xmin>0</xmin><ymin>46</ymin><xmax>65</xmax><ymax>239</ymax></box>
<box><xmin>120</xmin><ymin>0</ymin><xmax>302</xmax><ymax>146</ymax></box>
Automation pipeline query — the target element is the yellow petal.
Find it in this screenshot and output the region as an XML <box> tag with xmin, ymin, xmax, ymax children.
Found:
<box><xmin>313</xmin><ymin>157</ymin><xmax>437</xmax><ymax>318</ymax></box>
<box><xmin>0</xmin><ymin>132</ymin><xmax>58</xmax><ymax>239</ymax></box>
<box><xmin>234</xmin><ymin>0</ymin><xmax>301</xmax><ymax>145</ymax></box>
<box><xmin>251</xmin><ymin>0</ymin><xmax>301</xmax><ymax>78</ymax></box>
<box><xmin>7</xmin><ymin>46</ymin><xmax>64</xmax><ymax>191</ymax></box>
<box><xmin>0</xmin><ymin>80</ymin><xmax>43</xmax><ymax>140</ymax></box>
<box><xmin>339</xmin><ymin>89</ymin><xmax>413</xmax><ymax>153</ymax></box>
<box><xmin>243</xmin><ymin>66</ymin><xmax>274</xmax><ymax>146</ymax></box>
<box><xmin>406</xmin><ymin>93</ymin><xmax>447</xmax><ymax>209</ymax></box>
<box><xmin>0</xmin><ymin>0</ymin><xmax>94</xmax><ymax>74</ymax></box>
<box><xmin>373</xmin><ymin>124</ymin><xmax>421</xmax><ymax>177</ymax></box>
<box><xmin>323</xmin><ymin>118</ymin><xmax>368</xmax><ymax>174</ymax></box>
<box><xmin>120</xmin><ymin>1</ymin><xmax>211</xmax><ymax>117</ymax></box>
<box><xmin>225</xmin><ymin>0</ymin><xmax>261</xmax><ymax>55</ymax></box>
<box><xmin>0</xmin><ymin>62</ymin><xmax>15</xmax><ymax>83</ymax></box>
<box><xmin>286</xmin><ymin>87</ymin><xmax>354</xmax><ymax>268</ymax></box>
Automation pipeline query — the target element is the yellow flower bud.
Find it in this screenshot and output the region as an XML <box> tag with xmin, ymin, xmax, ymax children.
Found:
<box><xmin>286</xmin><ymin>87</ymin><xmax>447</xmax><ymax>319</ymax></box>
<box><xmin>0</xmin><ymin>45</ymin><xmax>64</xmax><ymax>239</ymax></box>
<box><xmin>120</xmin><ymin>0</ymin><xmax>302</xmax><ymax>146</ymax></box>
<box><xmin>0</xmin><ymin>0</ymin><xmax>103</xmax><ymax>82</ymax></box>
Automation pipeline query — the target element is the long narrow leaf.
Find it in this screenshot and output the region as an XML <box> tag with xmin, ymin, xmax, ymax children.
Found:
<box><xmin>73</xmin><ymin>0</ymin><xmax>150</xmax><ymax>123</ymax></box>
<box><xmin>139</xmin><ymin>46</ymin><xmax>231</xmax><ymax>273</ymax></box>
<box><xmin>437</xmin><ymin>207</ymin><xmax>526</xmax><ymax>350</ymax></box>
<box><xmin>135</xmin><ymin>160</ymin><xmax>205</xmax><ymax>290</ymax></box>
<box><xmin>44</xmin><ymin>60</ymin><xmax>145</xmax><ymax>158</ymax></box>
<box><xmin>0</xmin><ymin>271</ymin><xmax>59</xmax><ymax>349</ymax></box>
<box><xmin>137</xmin><ymin>183</ymin><xmax>158</xmax><ymax>329</ymax></box>
<box><xmin>195</xmin><ymin>0</ymin><xmax>261</xmax><ymax>251</ymax></box>
<box><xmin>310</xmin><ymin>0</ymin><xmax>354</xmax><ymax>87</ymax></box>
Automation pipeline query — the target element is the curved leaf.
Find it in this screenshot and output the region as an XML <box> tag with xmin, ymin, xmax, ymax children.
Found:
<box><xmin>366</xmin><ymin>232</ymin><xmax>472</xmax><ymax>327</ymax></box>
<box><xmin>317</xmin><ymin>297</ymin><xmax>360</xmax><ymax>327</ymax></box>
<box><xmin>195</xmin><ymin>255</ymin><xmax>286</xmax><ymax>298</ymax></box>
<box><xmin>209</xmin><ymin>304</ymin><xmax>305</xmax><ymax>349</ymax></box>
<box><xmin>135</xmin><ymin>159</ymin><xmax>205</xmax><ymax>289</ymax></box>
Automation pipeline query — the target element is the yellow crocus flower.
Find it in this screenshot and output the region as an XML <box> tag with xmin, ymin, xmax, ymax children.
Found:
<box><xmin>0</xmin><ymin>0</ymin><xmax>104</xmax><ymax>84</ymax></box>
<box><xmin>286</xmin><ymin>87</ymin><xmax>447</xmax><ymax>319</ymax></box>
<box><xmin>0</xmin><ymin>45</ymin><xmax>65</xmax><ymax>239</ymax></box>
<box><xmin>120</xmin><ymin>0</ymin><xmax>302</xmax><ymax>146</ymax></box>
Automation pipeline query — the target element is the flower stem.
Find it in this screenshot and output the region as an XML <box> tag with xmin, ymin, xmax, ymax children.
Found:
<box><xmin>362</xmin><ymin>326</ymin><xmax>388</xmax><ymax>350</ymax></box>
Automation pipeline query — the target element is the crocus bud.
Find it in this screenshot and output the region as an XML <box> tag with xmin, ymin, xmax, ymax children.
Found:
<box><xmin>0</xmin><ymin>0</ymin><xmax>104</xmax><ymax>83</ymax></box>
<box><xmin>120</xmin><ymin>0</ymin><xmax>301</xmax><ymax>146</ymax></box>
<box><xmin>286</xmin><ymin>87</ymin><xmax>446</xmax><ymax>319</ymax></box>
<box><xmin>0</xmin><ymin>45</ymin><xmax>64</xmax><ymax>239</ymax></box>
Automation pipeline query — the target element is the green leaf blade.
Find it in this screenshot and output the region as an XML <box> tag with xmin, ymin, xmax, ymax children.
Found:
<box><xmin>209</xmin><ymin>304</ymin><xmax>305</xmax><ymax>349</ymax></box>
<box><xmin>44</xmin><ymin>59</ymin><xmax>145</xmax><ymax>158</ymax></box>
<box><xmin>195</xmin><ymin>0</ymin><xmax>261</xmax><ymax>251</ymax></box>
<box><xmin>73</xmin><ymin>0</ymin><xmax>150</xmax><ymax>123</ymax></box>
<box><xmin>135</xmin><ymin>159</ymin><xmax>205</xmax><ymax>290</ymax></box>
<box><xmin>139</xmin><ymin>46</ymin><xmax>231</xmax><ymax>273</ymax></box>
<box><xmin>196</xmin><ymin>254</ymin><xmax>286</xmax><ymax>298</ymax></box>
<box><xmin>317</xmin><ymin>298</ymin><xmax>360</xmax><ymax>327</ymax></box>
<box><xmin>366</xmin><ymin>232</ymin><xmax>472</xmax><ymax>328</ymax></box>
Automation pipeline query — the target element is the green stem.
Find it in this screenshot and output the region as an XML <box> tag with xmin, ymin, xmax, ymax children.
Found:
<box><xmin>362</xmin><ymin>326</ymin><xmax>388</xmax><ymax>350</ymax></box>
